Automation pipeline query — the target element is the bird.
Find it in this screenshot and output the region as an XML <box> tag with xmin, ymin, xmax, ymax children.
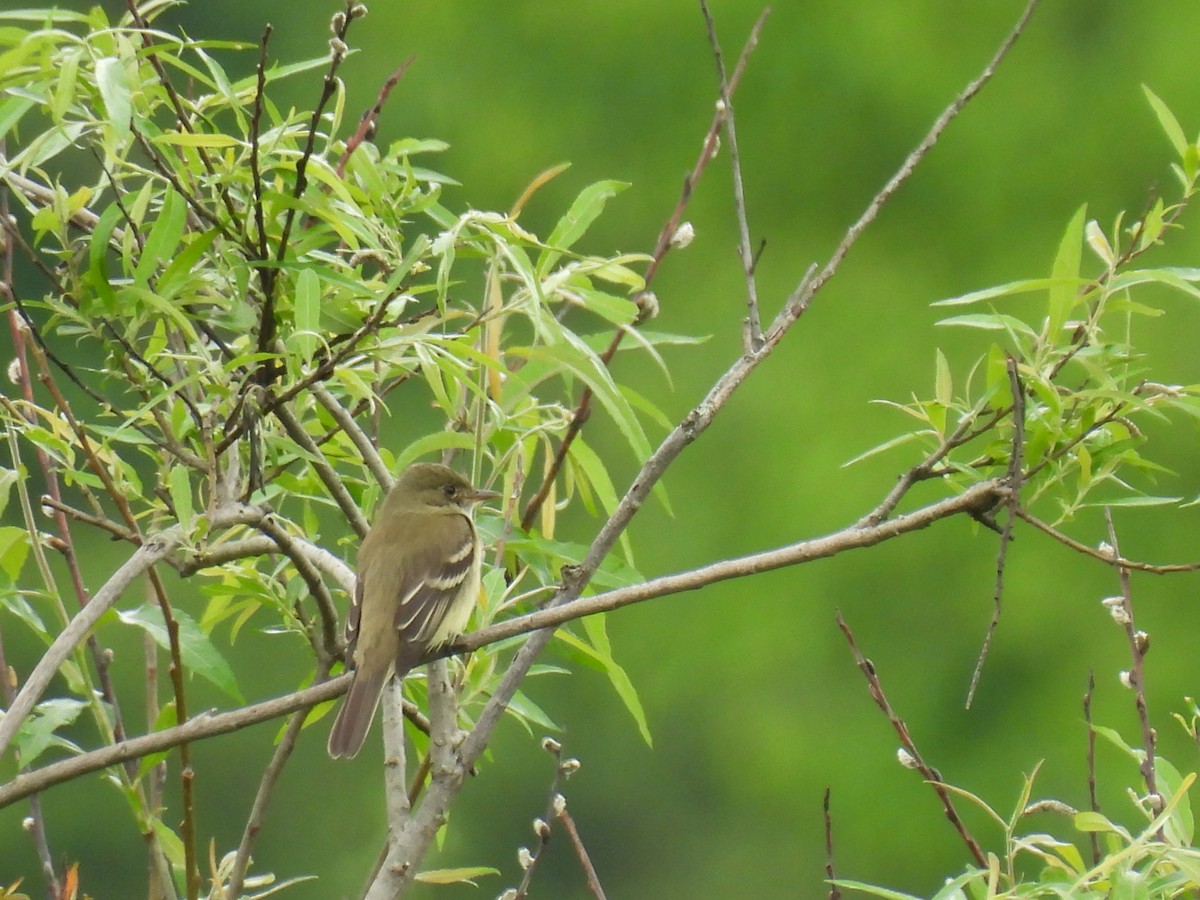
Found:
<box><xmin>327</xmin><ymin>462</ymin><xmax>499</xmax><ymax>759</ymax></box>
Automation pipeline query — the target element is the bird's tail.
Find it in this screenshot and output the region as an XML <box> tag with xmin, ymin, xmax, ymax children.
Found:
<box><xmin>327</xmin><ymin>666</ymin><xmax>389</xmax><ymax>759</ymax></box>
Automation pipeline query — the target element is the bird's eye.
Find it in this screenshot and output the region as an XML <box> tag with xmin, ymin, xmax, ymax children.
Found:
<box><xmin>442</xmin><ymin>484</ymin><xmax>457</xmax><ymax>498</ymax></box>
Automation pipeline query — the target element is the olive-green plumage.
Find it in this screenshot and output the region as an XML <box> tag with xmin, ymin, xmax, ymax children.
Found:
<box><xmin>327</xmin><ymin>463</ymin><xmax>498</xmax><ymax>759</ymax></box>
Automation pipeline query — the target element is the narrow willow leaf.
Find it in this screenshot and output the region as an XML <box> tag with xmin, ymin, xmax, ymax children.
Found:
<box><xmin>414</xmin><ymin>867</ymin><xmax>501</xmax><ymax>886</ymax></box>
<box><xmin>1142</xmin><ymin>84</ymin><xmax>1188</xmax><ymax>158</ymax></box>
<box><xmin>1046</xmin><ymin>204</ymin><xmax>1087</xmax><ymax>343</ymax></box>
<box><xmin>134</xmin><ymin>188</ymin><xmax>186</xmax><ymax>286</ymax></box>
<box><xmin>95</xmin><ymin>56</ymin><xmax>132</xmax><ymax>143</ymax></box>
<box><xmin>932</xmin><ymin>278</ymin><xmax>1059</xmax><ymax>307</ymax></box>
<box><xmin>167</xmin><ymin>465</ymin><xmax>193</xmax><ymax>530</ymax></box>
<box><xmin>563</xmin><ymin>617</ymin><xmax>652</xmax><ymax>746</ymax></box>
<box><xmin>934</xmin><ymin>348</ymin><xmax>952</xmax><ymax>406</ymax></box>
<box><xmin>292</xmin><ymin>268</ymin><xmax>321</xmax><ymax>363</ymax></box>
<box><xmin>150</xmin><ymin>131</ymin><xmax>242</xmax><ymax>148</ymax></box>
<box><xmin>538</xmin><ymin>180</ymin><xmax>629</xmax><ymax>276</ymax></box>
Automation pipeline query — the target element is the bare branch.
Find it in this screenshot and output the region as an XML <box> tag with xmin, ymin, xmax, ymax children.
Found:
<box><xmin>700</xmin><ymin>0</ymin><xmax>764</xmax><ymax>349</ymax></box>
<box><xmin>0</xmin><ymin>527</ymin><xmax>183</xmax><ymax>758</ymax></box>
<box><xmin>836</xmin><ymin>611</ymin><xmax>987</xmax><ymax>868</ymax></box>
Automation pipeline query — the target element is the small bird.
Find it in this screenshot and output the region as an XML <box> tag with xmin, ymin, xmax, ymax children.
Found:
<box><xmin>327</xmin><ymin>462</ymin><xmax>499</xmax><ymax>759</ymax></box>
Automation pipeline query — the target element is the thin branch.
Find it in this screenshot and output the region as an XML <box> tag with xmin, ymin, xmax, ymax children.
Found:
<box><xmin>224</xmin><ymin>659</ymin><xmax>333</xmax><ymax>900</ymax></box>
<box><xmin>310</xmin><ymin>382</ymin><xmax>392</xmax><ymax>489</ymax></box>
<box><xmin>836</xmin><ymin>611</ymin><xmax>988</xmax><ymax>868</ymax></box>
<box><xmin>0</xmin><ymin>478</ymin><xmax>1007</xmax><ymax>810</ymax></box>
<box><xmin>0</xmin><ymin>675</ymin><xmax>349</xmax><ymax>810</ymax></box>
<box><xmin>518</xmin><ymin>8</ymin><xmax>770</xmax><ymax>533</ymax></box>
<box><xmin>966</xmin><ymin>355</ymin><xmax>1024</xmax><ymax>707</ymax></box>
<box><xmin>335</xmin><ymin>58</ymin><xmax>415</xmax><ymax>178</ymax></box>
<box><xmin>1082</xmin><ymin>671</ymin><xmax>1101</xmax><ymax>866</ymax></box>
<box><xmin>272</xmin><ymin>404</ymin><xmax>371</xmax><ymax>537</ymax></box>
<box><xmin>700</xmin><ymin>0</ymin><xmax>764</xmax><ymax>349</ymax></box>
<box><xmin>823</xmin><ymin>788</ymin><xmax>840</xmax><ymax>900</ymax></box>
<box><xmin>767</xmin><ymin>0</ymin><xmax>1041</xmax><ymax>343</ymax></box>
<box><xmin>1103</xmin><ymin>509</ymin><xmax>1161</xmax><ymax>821</ymax></box>
<box><xmin>468</xmin><ymin>479</ymin><xmax>1004</xmax><ymax>653</ymax></box>
<box><xmin>1015</xmin><ymin>508</ymin><xmax>1200</xmax><ymax>574</ymax></box>
<box><xmin>0</xmin><ymin>527</ymin><xmax>183</xmax><ymax>758</ymax></box>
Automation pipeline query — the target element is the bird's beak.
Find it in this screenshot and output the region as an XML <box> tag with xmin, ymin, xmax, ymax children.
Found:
<box><xmin>466</xmin><ymin>487</ymin><xmax>502</xmax><ymax>504</ymax></box>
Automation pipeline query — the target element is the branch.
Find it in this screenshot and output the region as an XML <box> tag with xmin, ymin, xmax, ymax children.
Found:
<box><xmin>0</xmin><ymin>527</ymin><xmax>183</xmax><ymax>758</ymax></box>
<box><xmin>465</xmin><ymin>479</ymin><xmax>1004</xmax><ymax>652</ymax></box>
<box><xmin>0</xmin><ymin>478</ymin><xmax>1005</xmax><ymax>812</ymax></box>
<box><xmin>518</xmin><ymin>8</ymin><xmax>770</xmax><ymax>532</ymax></box>
<box><xmin>0</xmin><ymin>675</ymin><xmax>349</xmax><ymax>809</ymax></box>
<box><xmin>836</xmin><ymin>611</ymin><xmax>988</xmax><ymax>868</ymax></box>
<box><xmin>700</xmin><ymin>0</ymin><xmax>764</xmax><ymax>349</ymax></box>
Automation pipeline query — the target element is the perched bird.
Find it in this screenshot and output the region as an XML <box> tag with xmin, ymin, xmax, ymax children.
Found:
<box><xmin>327</xmin><ymin>463</ymin><xmax>499</xmax><ymax>759</ymax></box>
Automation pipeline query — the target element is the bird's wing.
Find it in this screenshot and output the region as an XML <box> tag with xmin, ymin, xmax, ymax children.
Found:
<box><xmin>391</xmin><ymin>511</ymin><xmax>477</xmax><ymax>672</ymax></box>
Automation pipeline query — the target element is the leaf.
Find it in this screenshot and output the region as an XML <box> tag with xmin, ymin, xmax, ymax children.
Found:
<box><xmin>562</xmin><ymin>616</ymin><xmax>652</xmax><ymax>746</ymax></box>
<box><xmin>292</xmin><ymin>268</ymin><xmax>321</xmax><ymax>363</ymax></box>
<box><xmin>414</xmin><ymin>867</ymin><xmax>500</xmax><ymax>886</ymax></box>
<box><xmin>510</xmin><ymin>342</ymin><xmax>651</xmax><ymax>462</ymax></box>
<box><xmin>1142</xmin><ymin>84</ymin><xmax>1188</xmax><ymax>159</ymax></box>
<box><xmin>538</xmin><ymin>180</ymin><xmax>629</xmax><ymax>276</ymax></box>
<box><xmin>118</xmin><ymin>604</ymin><xmax>244</xmax><ymax>702</ymax></box>
<box><xmin>934</xmin><ymin>348</ymin><xmax>952</xmax><ymax>406</ymax></box>
<box><xmin>1046</xmin><ymin>204</ymin><xmax>1087</xmax><ymax>343</ymax></box>
<box><xmin>0</xmin><ymin>525</ymin><xmax>30</xmax><ymax>583</ymax></box>
<box><xmin>932</xmin><ymin>278</ymin><xmax>1060</xmax><ymax>307</ymax></box>
<box><xmin>95</xmin><ymin>56</ymin><xmax>132</xmax><ymax>143</ymax></box>
<box><xmin>13</xmin><ymin>698</ymin><xmax>87</xmax><ymax>766</ymax></box>
<box><xmin>133</xmin><ymin>188</ymin><xmax>187</xmax><ymax>286</ymax></box>
<box><xmin>167</xmin><ymin>465</ymin><xmax>193</xmax><ymax>530</ymax></box>
<box><xmin>150</xmin><ymin>131</ymin><xmax>242</xmax><ymax>148</ymax></box>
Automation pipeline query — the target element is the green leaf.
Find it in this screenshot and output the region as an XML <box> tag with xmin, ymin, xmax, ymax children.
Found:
<box><xmin>510</xmin><ymin>342</ymin><xmax>651</xmax><ymax>462</ymax></box>
<box><xmin>1046</xmin><ymin>204</ymin><xmax>1087</xmax><ymax>343</ymax></box>
<box><xmin>150</xmin><ymin>131</ymin><xmax>242</xmax><ymax>148</ymax></box>
<box><xmin>167</xmin><ymin>465</ymin><xmax>193</xmax><ymax>530</ymax></box>
<box><xmin>414</xmin><ymin>867</ymin><xmax>500</xmax><ymax>886</ymax></box>
<box><xmin>13</xmin><ymin>698</ymin><xmax>87</xmax><ymax>766</ymax></box>
<box><xmin>0</xmin><ymin>525</ymin><xmax>30</xmax><ymax>583</ymax></box>
<box><xmin>1142</xmin><ymin>85</ymin><xmax>1188</xmax><ymax>159</ymax></box>
<box><xmin>1073</xmin><ymin>810</ymin><xmax>1118</xmax><ymax>833</ymax></box>
<box><xmin>562</xmin><ymin>616</ymin><xmax>652</xmax><ymax>746</ymax></box>
<box><xmin>538</xmin><ymin>180</ymin><xmax>628</xmax><ymax>276</ymax></box>
<box><xmin>292</xmin><ymin>268</ymin><xmax>321</xmax><ymax>363</ymax></box>
<box><xmin>148</xmin><ymin>817</ymin><xmax>186</xmax><ymax>870</ymax></box>
<box><xmin>118</xmin><ymin>604</ymin><xmax>244</xmax><ymax>702</ymax></box>
<box><xmin>934</xmin><ymin>348</ymin><xmax>952</xmax><ymax>406</ymax></box>
<box><xmin>134</xmin><ymin>187</ymin><xmax>187</xmax><ymax>286</ymax></box>
<box><xmin>95</xmin><ymin>56</ymin><xmax>132</xmax><ymax>143</ymax></box>
<box><xmin>932</xmin><ymin>278</ymin><xmax>1060</xmax><ymax>307</ymax></box>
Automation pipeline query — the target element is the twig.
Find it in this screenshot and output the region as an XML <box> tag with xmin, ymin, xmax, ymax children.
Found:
<box><xmin>335</xmin><ymin>58</ymin><xmax>415</xmax><ymax>178</ymax></box>
<box><xmin>1082</xmin><ymin>671</ymin><xmax>1101</xmax><ymax>865</ymax></box>
<box><xmin>256</xmin><ymin>515</ymin><xmax>341</xmax><ymax>661</ymax></box>
<box><xmin>224</xmin><ymin>660</ymin><xmax>333</xmax><ymax>900</ymax></box>
<box><xmin>965</xmin><ymin>355</ymin><xmax>1024</xmax><ymax>707</ymax></box>
<box><xmin>700</xmin><ymin>0</ymin><xmax>764</xmax><ymax>349</ymax></box>
<box><xmin>272</xmin><ymin>404</ymin><xmax>371</xmax><ymax>537</ymax></box>
<box><xmin>836</xmin><ymin>611</ymin><xmax>987</xmax><ymax>868</ymax></box>
<box><xmin>0</xmin><ymin>477</ymin><xmax>1007</xmax><ymax>811</ymax></box>
<box><xmin>823</xmin><ymin>788</ymin><xmax>840</xmax><ymax>900</ymax></box>
<box><xmin>518</xmin><ymin>8</ymin><xmax>770</xmax><ymax>533</ymax></box>
<box><xmin>1102</xmin><ymin>509</ymin><xmax>1161</xmax><ymax>821</ymax></box>
<box><xmin>1015</xmin><ymin>508</ymin><xmax>1200</xmax><ymax>574</ymax></box>
<box><xmin>468</xmin><ymin>479</ymin><xmax>1004</xmax><ymax>653</ymax></box>
<box><xmin>310</xmin><ymin>382</ymin><xmax>393</xmax><ymax>489</ymax></box>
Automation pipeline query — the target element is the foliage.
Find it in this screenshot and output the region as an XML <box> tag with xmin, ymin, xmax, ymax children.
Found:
<box><xmin>0</xmin><ymin>1</ymin><xmax>668</xmax><ymax>893</ymax></box>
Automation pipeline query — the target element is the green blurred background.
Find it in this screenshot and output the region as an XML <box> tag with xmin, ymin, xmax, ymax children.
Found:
<box><xmin>4</xmin><ymin>1</ymin><xmax>1200</xmax><ymax>897</ymax></box>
